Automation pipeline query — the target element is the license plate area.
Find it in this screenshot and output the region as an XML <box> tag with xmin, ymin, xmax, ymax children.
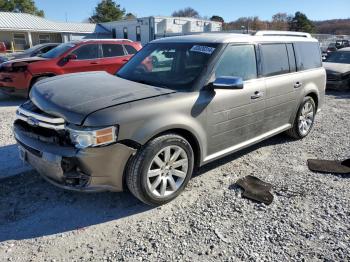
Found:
<box><xmin>18</xmin><ymin>145</ymin><xmax>65</xmax><ymax>182</ymax></box>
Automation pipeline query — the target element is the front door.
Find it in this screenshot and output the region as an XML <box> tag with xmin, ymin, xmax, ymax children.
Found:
<box><xmin>62</xmin><ymin>44</ymin><xmax>102</xmax><ymax>74</ymax></box>
<box><xmin>205</xmin><ymin>44</ymin><xmax>266</xmax><ymax>159</ymax></box>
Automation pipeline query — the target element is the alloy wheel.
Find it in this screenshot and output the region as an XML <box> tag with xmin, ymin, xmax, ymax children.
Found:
<box><xmin>146</xmin><ymin>145</ymin><xmax>189</xmax><ymax>197</ymax></box>
<box><xmin>298</xmin><ymin>101</ymin><xmax>315</xmax><ymax>136</ymax></box>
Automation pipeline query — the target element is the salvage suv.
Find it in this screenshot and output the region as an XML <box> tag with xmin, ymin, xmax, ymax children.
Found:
<box><xmin>14</xmin><ymin>32</ymin><xmax>325</xmax><ymax>206</ymax></box>
<box><xmin>0</xmin><ymin>39</ymin><xmax>141</xmax><ymax>97</ymax></box>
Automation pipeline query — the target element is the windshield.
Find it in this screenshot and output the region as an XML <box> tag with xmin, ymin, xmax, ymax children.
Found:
<box><xmin>325</xmin><ymin>51</ymin><xmax>350</xmax><ymax>64</ymax></box>
<box><xmin>117</xmin><ymin>42</ymin><xmax>219</xmax><ymax>90</ymax></box>
<box><xmin>41</xmin><ymin>43</ymin><xmax>76</xmax><ymax>59</ymax></box>
<box><xmin>22</xmin><ymin>44</ymin><xmax>43</xmax><ymax>54</ymax></box>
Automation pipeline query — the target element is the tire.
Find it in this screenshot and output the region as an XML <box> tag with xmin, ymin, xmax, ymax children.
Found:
<box><xmin>126</xmin><ymin>133</ymin><xmax>194</xmax><ymax>206</ymax></box>
<box><xmin>286</xmin><ymin>96</ymin><xmax>316</xmax><ymax>139</ymax></box>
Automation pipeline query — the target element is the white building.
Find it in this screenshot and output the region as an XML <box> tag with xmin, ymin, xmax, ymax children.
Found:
<box><xmin>102</xmin><ymin>16</ymin><xmax>222</xmax><ymax>45</ymax></box>
<box><xmin>0</xmin><ymin>12</ymin><xmax>111</xmax><ymax>51</ymax></box>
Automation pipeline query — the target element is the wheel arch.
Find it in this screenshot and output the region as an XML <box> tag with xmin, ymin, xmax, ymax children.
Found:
<box><xmin>122</xmin><ymin>127</ymin><xmax>203</xmax><ymax>192</ymax></box>
<box><xmin>305</xmin><ymin>91</ymin><xmax>319</xmax><ymax>110</ymax></box>
<box><xmin>30</xmin><ymin>73</ymin><xmax>56</xmax><ymax>88</ymax></box>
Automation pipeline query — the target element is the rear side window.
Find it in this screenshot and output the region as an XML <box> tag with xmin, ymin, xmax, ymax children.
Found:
<box><xmin>294</xmin><ymin>42</ymin><xmax>322</xmax><ymax>71</ymax></box>
<box><xmin>215</xmin><ymin>45</ymin><xmax>257</xmax><ymax>81</ymax></box>
<box><xmin>72</xmin><ymin>44</ymin><xmax>99</xmax><ymax>60</ymax></box>
<box><xmin>124</xmin><ymin>45</ymin><xmax>138</xmax><ymax>55</ymax></box>
<box><xmin>261</xmin><ymin>44</ymin><xmax>290</xmax><ymax>77</ymax></box>
<box><xmin>102</xmin><ymin>44</ymin><xmax>125</xmax><ymax>57</ymax></box>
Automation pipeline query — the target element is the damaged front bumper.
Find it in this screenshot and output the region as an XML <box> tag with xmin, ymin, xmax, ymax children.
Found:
<box><xmin>14</xmin><ymin>125</ymin><xmax>136</xmax><ymax>192</ymax></box>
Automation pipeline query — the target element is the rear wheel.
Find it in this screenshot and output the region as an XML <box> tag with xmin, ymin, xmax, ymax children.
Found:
<box><xmin>126</xmin><ymin>134</ymin><xmax>194</xmax><ymax>206</ymax></box>
<box><xmin>286</xmin><ymin>96</ymin><xmax>316</xmax><ymax>139</ymax></box>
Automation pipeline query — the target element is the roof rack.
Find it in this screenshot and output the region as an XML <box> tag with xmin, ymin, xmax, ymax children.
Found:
<box><xmin>255</xmin><ymin>31</ymin><xmax>312</xmax><ymax>38</ymax></box>
<box><xmin>77</xmin><ymin>39</ymin><xmax>134</xmax><ymax>42</ymax></box>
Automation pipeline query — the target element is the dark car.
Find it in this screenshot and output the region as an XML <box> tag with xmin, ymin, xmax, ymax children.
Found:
<box><xmin>335</xmin><ymin>39</ymin><xmax>350</xmax><ymax>49</ymax></box>
<box><xmin>8</xmin><ymin>43</ymin><xmax>60</xmax><ymax>60</ymax></box>
<box><xmin>13</xmin><ymin>33</ymin><xmax>325</xmax><ymax>206</ymax></box>
<box><xmin>323</xmin><ymin>47</ymin><xmax>350</xmax><ymax>90</ymax></box>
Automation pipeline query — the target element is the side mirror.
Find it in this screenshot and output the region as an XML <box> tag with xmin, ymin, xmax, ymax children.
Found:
<box><xmin>65</xmin><ymin>54</ymin><xmax>77</xmax><ymax>61</ymax></box>
<box><xmin>212</xmin><ymin>76</ymin><xmax>244</xmax><ymax>89</ymax></box>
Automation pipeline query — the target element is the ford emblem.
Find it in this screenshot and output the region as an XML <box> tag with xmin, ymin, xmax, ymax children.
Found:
<box><xmin>27</xmin><ymin>116</ymin><xmax>39</xmax><ymax>127</ymax></box>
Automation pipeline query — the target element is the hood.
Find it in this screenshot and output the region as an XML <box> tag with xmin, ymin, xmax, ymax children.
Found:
<box><xmin>323</xmin><ymin>62</ymin><xmax>350</xmax><ymax>74</ymax></box>
<box><xmin>0</xmin><ymin>56</ymin><xmax>48</xmax><ymax>71</ymax></box>
<box><xmin>30</xmin><ymin>71</ymin><xmax>175</xmax><ymax>125</ymax></box>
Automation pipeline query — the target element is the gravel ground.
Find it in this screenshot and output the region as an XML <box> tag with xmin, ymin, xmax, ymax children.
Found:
<box><xmin>0</xmin><ymin>94</ymin><xmax>30</xmax><ymax>178</ymax></box>
<box><xmin>0</xmin><ymin>91</ymin><xmax>349</xmax><ymax>261</ymax></box>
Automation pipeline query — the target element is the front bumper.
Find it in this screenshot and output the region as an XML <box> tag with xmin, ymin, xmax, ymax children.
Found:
<box><xmin>14</xmin><ymin>125</ymin><xmax>136</xmax><ymax>192</ymax></box>
<box><xmin>0</xmin><ymin>72</ymin><xmax>31</xmax><ymax>97</ymax></box>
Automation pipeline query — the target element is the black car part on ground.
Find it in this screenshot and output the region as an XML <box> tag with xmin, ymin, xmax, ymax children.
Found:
<box><xmin>307</xmin><ymin>159</ymin><xmax>350</xmax><ymax>175</ymax></box>
<box><xmin>236</xmin><ymin>175</ymin><xmax>274</xmax><ymax>205</ymax></box>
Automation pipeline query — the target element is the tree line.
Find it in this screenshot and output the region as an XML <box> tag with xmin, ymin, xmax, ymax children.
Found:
<box><xmin>173</xmin><ymin>7</ymin><xmax>350</xmax><ymax>35</ymax></box>
<box><xmin>0</xmin><ymin>1</ymin><xmax>349</xmax><ymax>35</ymax></box>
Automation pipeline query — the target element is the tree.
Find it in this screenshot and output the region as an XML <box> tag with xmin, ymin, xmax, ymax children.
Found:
<box><xmin>172</xmin><ymin>7</ymin><xmax>199</xmax><ymax>18</ymax></box>
<box><xmin>0</xmin><ymin>0</ymin><xmax>44</xmax><ymax>17</ymax></box>
<box><xmin>124</xmin><ymin>13</ymin><xmax>136</xmax><ymax>20</ymax></box>
<box><xmin>289</xmin><ymin>12</ymin><xmax>315</xmax><ymax>33</ymax></box>
<box><xmin>271</xmin><ymin>13</ymin><xmax>291</xmax><ymax>31</ymax></box>
<box><xmin>89</xmin><ymin>0</ymin><xmax>125</xmax><ymax>23</ymax></box>
<box><xmin>210</xmin><ymin>15</ymin><xmax>224</xmax><ymax>23</ymax></box>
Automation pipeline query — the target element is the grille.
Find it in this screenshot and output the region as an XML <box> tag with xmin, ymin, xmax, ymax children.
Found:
<box><xmin>16</xmin><ymin>101</ymin><xmax>65</xmax><ymax>131</ymax></box>
<box><xmin>15</xmin><ymin>101</ymin><xmax>72</xmax><ymax>146</ymax></box>
<box><xmin>327</xmin><ymin>73</ymin><xmax>340</xmax><ymax>81</ymax></box>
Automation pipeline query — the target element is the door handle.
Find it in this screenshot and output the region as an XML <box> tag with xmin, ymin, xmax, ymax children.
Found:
<box><xmin>294</xmin><ymin>82</ymin><xmax>303</xmax><ymax>88</ymax></box>
<box><xmin>251</xmin><ymin>91</ymin><xmax>264</xmax><ymax>99</ymax></box>
<box><xmin>122</xmin><ymin>59</ymin><xmax>130</xmax><ymax>62</ymax></box>
<box><xmin>90</xmin><ymin>61</ymin><xmax>99</xmax><ymax>65</ymax></box>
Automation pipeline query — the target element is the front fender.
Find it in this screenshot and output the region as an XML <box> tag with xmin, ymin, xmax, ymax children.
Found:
<box><xmin>129</xmin><ymin>113</ymin><xmax>207</xmax><ymax>161</ymax></box>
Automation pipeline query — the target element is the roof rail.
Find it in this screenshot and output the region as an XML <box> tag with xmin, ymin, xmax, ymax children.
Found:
<box><xmin>255</xmin><ymin>31</ymin><xmax>312</xmax><ymax>38</ymax></box>
<box><xmin>78</xmin><ymin>39</ymin><xmax>134</xmax><ymax>42</ymax></box>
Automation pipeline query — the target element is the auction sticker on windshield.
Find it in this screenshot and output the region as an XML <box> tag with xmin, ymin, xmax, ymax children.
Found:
<box><xmin>190</xmin><ymin>45</ymin><xmax>216</xmax><ymax>55</ymax></box>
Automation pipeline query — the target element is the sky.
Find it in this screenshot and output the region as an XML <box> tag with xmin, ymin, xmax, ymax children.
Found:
<box><xmin>35</xmin><ymin>0</ymin><xmax>350</xmax><ymax>23</ymax></box>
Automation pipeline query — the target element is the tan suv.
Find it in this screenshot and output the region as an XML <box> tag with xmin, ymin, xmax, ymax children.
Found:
<box><xmin>14</xmin><ymin>31</ymin><xmax>326</xmax><ymax>205</ymax></box>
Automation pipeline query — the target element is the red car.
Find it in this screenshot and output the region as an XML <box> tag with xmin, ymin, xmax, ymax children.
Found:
<box><xmin>0</xmin><ymin>39</ymin><xmax>141</xmax><ymax>97</ymax></box>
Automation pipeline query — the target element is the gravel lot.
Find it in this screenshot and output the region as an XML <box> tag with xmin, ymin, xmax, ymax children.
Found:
<box><xmin>0</xmin><ymin>91</ymin><xmax>349</xmax><ymax>261</ymax></box>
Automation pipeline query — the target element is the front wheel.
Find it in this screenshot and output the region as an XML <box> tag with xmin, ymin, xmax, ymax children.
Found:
<box><xmin>126</xmin><ymin>134</ymin><xmax>194</xmax><ymax>206</ymax></box>
<box><xmin>286</xmin><ymin>96</ymin><xmax>316</xmax><ymax>139</ymax></box>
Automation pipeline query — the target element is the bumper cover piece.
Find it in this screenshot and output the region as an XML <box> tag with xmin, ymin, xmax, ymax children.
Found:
<box><xmin>15</xmin><ymin>126</ymin><xmax>136</xmax><ymax>192</ymax></box>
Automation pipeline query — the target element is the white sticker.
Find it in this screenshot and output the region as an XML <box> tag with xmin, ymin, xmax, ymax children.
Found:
<box><xmin>190</xmin><ymin>45</ymin><xmax>215</xmax><ymax>55</ymax></box>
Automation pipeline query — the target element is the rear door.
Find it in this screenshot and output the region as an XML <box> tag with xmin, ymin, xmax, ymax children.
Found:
<box><xmin>99</xmin><ymin>43</ymin><xmax>128</xmax><ymax>74</ymax></box>
<box><xmin>205</xmin><ymin>44</ymin><xmax>266</xmax><ymax>158</ymax></box>
<box><xmin>260</xmin><ymin>43</ymin><xmax>299</xmax><ymax>131</ymax></box>
<box><xmin>62</xmin><ymin>44</ymin><xmax>101</xmax><ymax>74</ymax></box>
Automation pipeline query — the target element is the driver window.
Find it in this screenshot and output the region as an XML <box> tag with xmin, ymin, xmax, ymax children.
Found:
<box><xmin>215</xmin><ymin>45</ymin><xmax>257</xmax><ymax>81</ymax></box>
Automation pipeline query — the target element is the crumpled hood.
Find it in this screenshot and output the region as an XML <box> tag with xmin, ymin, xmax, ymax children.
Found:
<box><xmin>3</xmin><ymin>56</ymin><xmax>48</xmax><ymax>66</ymax></box>
<box><xmin>323</xmin><ymin>62</ymin><xmax>350</xmax><ymax>74</ymax></box>
<box><xmin>30</xmin><ymin>71</ymin><xmax>175</xmax><ymax>125</ymax></box>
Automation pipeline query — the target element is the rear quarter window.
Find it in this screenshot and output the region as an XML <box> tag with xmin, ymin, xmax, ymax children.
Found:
<box><xmin>294</xmin><ymin>42</ymin><xmax>322</xmax><ymax>71</ymax></box>
<box><xmin>124</xmin><ymin>45</ymin><xmax>138</xmax><ymax>55</ymax></box>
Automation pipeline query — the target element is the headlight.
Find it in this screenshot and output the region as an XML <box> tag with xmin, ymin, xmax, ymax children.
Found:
<box><xmin>68</xmin><ymin>126</ymin><xmax>118</xmax><ymax>149</ymax></box>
